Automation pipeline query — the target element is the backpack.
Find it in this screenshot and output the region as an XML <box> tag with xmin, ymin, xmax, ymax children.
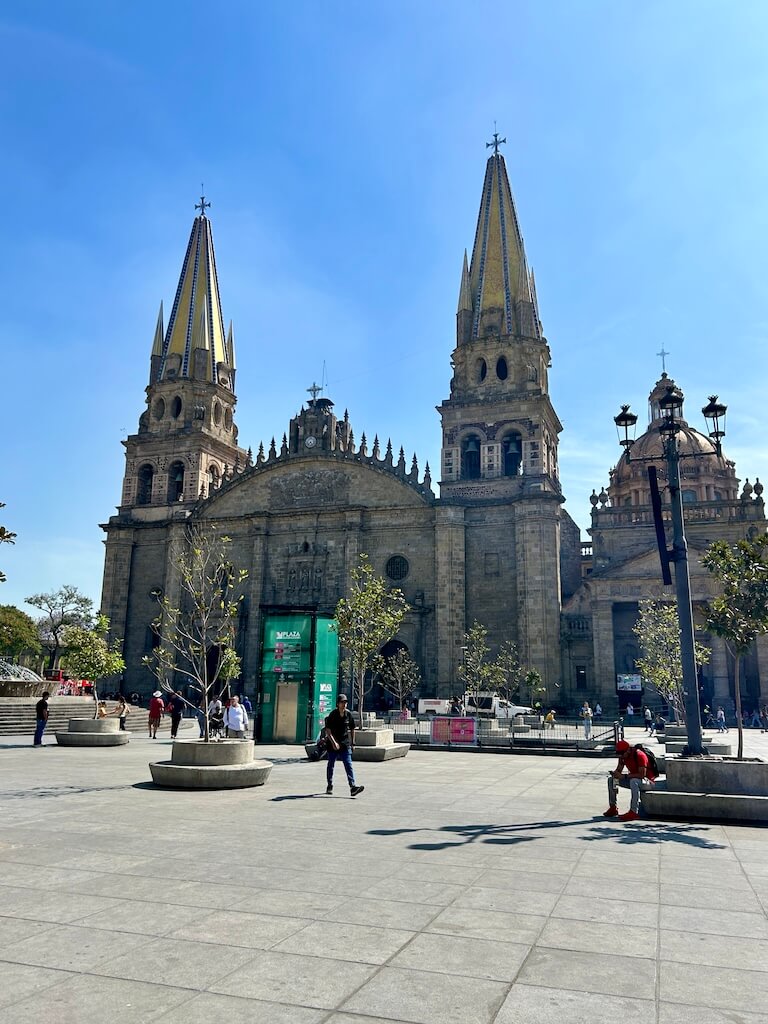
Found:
<box><xmin>634</xmin><ymin>743</ymin><xmax>660</xmax><ymax>780</ymax></box>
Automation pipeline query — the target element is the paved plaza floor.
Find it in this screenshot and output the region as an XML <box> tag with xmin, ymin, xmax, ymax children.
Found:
<box><xmin>0</xmin><ymin>729</ymin><xmax>767</xmax><ymax>1024</ymax></box>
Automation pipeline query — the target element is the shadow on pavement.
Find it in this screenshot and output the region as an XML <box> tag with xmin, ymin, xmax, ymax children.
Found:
<box><xmin>580</xmin><ymin>822</ymin><xmax>726</xmax><ymax>848</ymax></box>
<box><xmin>368</xmin><ymin>818</ymin><xmax>599</xmax><ymax>851</ymax></box>
<box><xmin>271</xmin><ymin>793</ymin><xmax>324</xmax><ymax>801</ymax></box>
<box><xmin>1</xmin><ymin>783</ymin><xmax>134</xmax><ymax>800</ymax></box>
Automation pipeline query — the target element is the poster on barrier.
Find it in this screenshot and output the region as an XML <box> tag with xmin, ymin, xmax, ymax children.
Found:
<box><xmin>430</xmin><ymin>716</ymin><xmax>477</xmax><ymax>745</ymax></box>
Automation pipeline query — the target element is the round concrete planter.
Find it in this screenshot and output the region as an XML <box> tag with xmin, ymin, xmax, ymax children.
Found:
<box><xmin>149</xmin><ymin>739</ymin><xmax>272</xmax><ymax>789</ymax></box>
<box><xmin>56</xmin><ymin>718</ymin><xmax>130</xmax><ymax>746</ymax></box>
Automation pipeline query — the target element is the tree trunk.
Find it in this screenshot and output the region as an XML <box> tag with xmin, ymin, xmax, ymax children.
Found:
<box><xmin>733</xmin><ymin>653</ymin><xmax>744</xmax><ymax>760</ymax></box>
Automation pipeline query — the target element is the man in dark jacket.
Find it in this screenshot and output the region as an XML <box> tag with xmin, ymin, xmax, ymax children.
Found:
<box><xmin>166</xmin><ymin>691</ymin><xmax>185</xmax><ymax>739</ymax></box>
<box><xmin>324</xmin><ymin>694</ymin><xmax>364</xmax><ymax>797</ymax></box>
<box><xmin>34</xmin><ymin>691</ymin><xmax>50</xmax><ymax>746</ymax></box>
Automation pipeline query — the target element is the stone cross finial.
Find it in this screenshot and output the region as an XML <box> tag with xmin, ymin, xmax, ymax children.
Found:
<box><xmin>195</xmin><ymin>187</ymin><xmax>211</xmax><ymax>217</ymax></box>
<box><xmin>486</xmin><ymin>131</ymin><xmax>506</xmax><ymax>155</ymax></box>
<box><xmin>307</xmin><ymin>382</ymin><xmax>322</xmax><ymax>401</ymax></box>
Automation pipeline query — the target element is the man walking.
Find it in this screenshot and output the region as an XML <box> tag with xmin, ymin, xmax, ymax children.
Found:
<box><xmin>324</xmin><ymin>694</ymin><xmax>364</xmax><ymax>797</ymax></box>
<box><xmin>34</xmin><ymin>690</ymin><xmax>50</xmax><ymax>746</ymax></box>
<box><xmin>166</xmin><ymin>690</ymin><xmax>185</xmax><ymax>739</ymax></box>
<box><xmin>604</xmin><ymin>739</ymin><xmax>657</xmax><ymax>821</ymax></box>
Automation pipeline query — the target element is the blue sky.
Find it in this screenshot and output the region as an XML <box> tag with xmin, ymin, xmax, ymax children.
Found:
<box><xmin>3</xmin><ymin>0</ymin><xmax>768</xmax><ymax>615</ymax></box>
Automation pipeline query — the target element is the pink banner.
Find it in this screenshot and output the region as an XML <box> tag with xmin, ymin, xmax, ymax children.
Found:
<box><xmin>430</xmin><ymin>716</ymin><xmax>477</xmax><ymax>745</ymax></box>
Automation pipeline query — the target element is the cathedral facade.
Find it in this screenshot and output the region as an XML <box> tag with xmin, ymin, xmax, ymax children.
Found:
<box><xmin>100</xmin><ymin>148</ymin><xmax>766</xmax><ymax>729</ymax></box>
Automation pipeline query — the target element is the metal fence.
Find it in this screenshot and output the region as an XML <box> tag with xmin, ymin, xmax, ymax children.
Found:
<box><xmin>385</xmin><ymin>714</ymin><xmax>620</xmax><ymax>751</ymax></box>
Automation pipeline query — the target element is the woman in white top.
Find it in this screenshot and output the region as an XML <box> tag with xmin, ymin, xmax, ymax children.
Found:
<box><xmin>224</xmin><ymin>695</ymin><xmax>249</xmax><ymax>739</ymax></box>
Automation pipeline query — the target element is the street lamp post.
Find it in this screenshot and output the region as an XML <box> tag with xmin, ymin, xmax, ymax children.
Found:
<box><xmin>614</xmin><ymin>387</ymin><xmax>727</xmax><ymax>757</ymax></box>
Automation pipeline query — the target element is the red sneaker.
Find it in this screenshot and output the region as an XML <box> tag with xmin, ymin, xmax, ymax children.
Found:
<box><xmin>602</xmin><ymin>806</ymin><xmax>619</xmax><ymax>817</ymax></box>
<box><xmin>618</xmin><ymin>810</ymin><xmax>640</xmax><ymax>821</ymax></box>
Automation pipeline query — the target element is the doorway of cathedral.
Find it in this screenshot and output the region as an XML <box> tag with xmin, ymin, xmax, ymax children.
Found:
<box><xmin>258</xmin><ymin>612</ymin><xmax>339</xmax><ymax>742</ymax></box>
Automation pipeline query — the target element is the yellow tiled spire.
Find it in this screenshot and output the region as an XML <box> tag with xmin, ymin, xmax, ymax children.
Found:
<box><xmin>466</xmin><ymin>136</ymin><xmax>541</xmax><ymax>340</ymax></box>
<box><xmin>158</xmin><ymin>196</ymin><xmax>230</xmax><ymax>384</ymax></box>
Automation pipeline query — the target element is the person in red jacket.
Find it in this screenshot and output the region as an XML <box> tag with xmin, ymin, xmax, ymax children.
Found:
<box><xmin>148</xmin><ymin>691</ymin><xmax>164</xmax><ymax>739</ymax></box>
<box><xmin>604</xmin><ymin>739</ymin><xmax>657</xmax><ymax>821</ymax></box>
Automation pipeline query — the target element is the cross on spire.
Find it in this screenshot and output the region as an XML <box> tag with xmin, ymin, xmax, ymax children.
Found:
<box><xmin>195</xmin><ymin>185</ymin><xmax>211</xmax><ymax>217</ymax></box>
<box><xmin>657</xmin><ymin>346</ymin><xmax>670</xmax><ymax>373</ymax></box>
<box><xmin>307</xmin><ymin>381</ymin><xmax>322</xmax><ymax>401</ymax></box>
<box><xmin>486</xmin><ymin>130</ymin><xmax>506</xmax><ymax>156</ymax></box>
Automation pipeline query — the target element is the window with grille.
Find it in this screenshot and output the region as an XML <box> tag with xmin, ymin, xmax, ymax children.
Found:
<box><xmin>386</xmin><ymin>555</ymin><xmax>409</xmax><ymax>581</ymax></box>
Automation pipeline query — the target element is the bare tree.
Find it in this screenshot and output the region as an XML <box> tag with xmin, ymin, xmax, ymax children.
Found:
<box><xmin>142</xmin><ymin>526</ymin><xmax>247</xmax><ymax>741</ymax></box>
<box><xmin>375</xmin><ymin>648</ymin><xmax>421</xmax><ymax>714</ymax></box>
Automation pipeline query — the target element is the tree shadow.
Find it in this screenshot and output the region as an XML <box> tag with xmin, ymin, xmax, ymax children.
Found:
<box><xmin>580</xmin><ymin>822</ymin><xmax>727</xmax><ymax>848</ymax></box>
<box><xmin>368</xmin><ymin>818</ymin><xmax>599</xmax><ymax>852</ymax></box>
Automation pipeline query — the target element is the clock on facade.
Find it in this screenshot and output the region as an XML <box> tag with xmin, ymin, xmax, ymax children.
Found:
<box><xmin>304</xmin><ymin>436</ymin><xmax>317</xmax><ymax>448</ymax></box>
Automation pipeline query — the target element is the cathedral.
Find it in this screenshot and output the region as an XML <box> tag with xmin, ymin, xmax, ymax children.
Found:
<box><xmin>100</xmin><ymin>143</ymin><xmax>766</xmax><ymax>739</ymax></box>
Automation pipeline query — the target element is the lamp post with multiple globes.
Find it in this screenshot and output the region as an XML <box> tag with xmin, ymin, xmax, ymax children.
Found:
<box><xmin>614</xmin><ymin>386</ymin><xmax>727</xmax><ymax>756</ymax></box>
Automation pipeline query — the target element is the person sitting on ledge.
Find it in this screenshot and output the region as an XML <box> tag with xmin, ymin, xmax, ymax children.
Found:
<box><xmin>604</xmin><ymin>739</ymin><xmax>657</xmax><ymax>822</ymax></box>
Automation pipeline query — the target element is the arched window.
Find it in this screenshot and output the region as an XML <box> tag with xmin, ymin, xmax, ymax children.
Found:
<box><xmin>208</xmin><ymin>464</ymin><xmax>220</xmax><ymax>491</ymax></box>
<box><xmin>682</xmin><ymin>489</ymin><xmax>697</xmax><ymax>503</ymax></box>
<box><xmin>496</xmin><ymin>357</ymin><xmax>508</xmax><ymax>381</ymax></box>
<box><xmin>501</xmin><ymin>432</ymin><xmax>522</xmax><ymax>476</ymax></box>
<box><xmin>136</xmin><ymin>464</ymin><xmax>154</xmax><ymax>505</ymax></box>
<box><xmin>475</xmin><ymin>358</ymin><xmax>487</xmax><ymax>383</ymax></box>
<box><xmin>168</xmin><ymin>461</ymin><xmax>185</xmax><ymax>502</ymax></box>
<box><xmin>461</xmin><ymin>434</ymin><xmax>482</xmax><ymax>479</ymax></box>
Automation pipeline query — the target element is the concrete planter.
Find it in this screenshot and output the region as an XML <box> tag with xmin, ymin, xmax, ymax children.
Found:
<box><xmin>305</xmin><ymin>726</ymin><xmax>409</xmax><ymax>763</ymax></box>
<box><xmin>668</xmin><ymin>756</ymin><xmax>768</xmax><ymax>797</ymax></box>
<box><xmin>149</xmin><ymin>739</ymin><xmax>272</xmax><ymax>789</ymax></box>
<box><xmin>56</xmin><ymin>718</ymin><xmax>130</xmax><ymax>747</ymax></box>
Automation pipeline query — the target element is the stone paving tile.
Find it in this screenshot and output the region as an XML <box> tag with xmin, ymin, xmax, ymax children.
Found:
<box><xmin>472</xmin><ymin>868</ymin><xmax>570</xmax><ymax>893</ymax></box>
<box><xmin>427</xmin><ymin>906</ymin><xmax>547</xmax><ymax>944</ymax></box>
<box><xmin>167</xmin><ymin>908</ymin><xmax>309</xmax><ymax>949</ymax></box>
<box><xmin>660</xmin><ymin>928</ymin><xmax>768</xmax><ymax>971</ymax></box>
<box><xmin>339</xmin><ymin>965</ymin><xmax>509</xmax><ymax>1024</ymax></box>
<box><xmin>0</xmin><ymin>885</ymin><xmax>122</xmax><ymax>924</ymax></box>
<box><xmin>538</xmin><ymin>917</ymin><xmax>657</xmax><ymax>958</ymax></box>
<box><xmin>573</xmin><ymin>858</ymin><xmax>659</xmax><ymax>881</ymax></box>
<box><xmin>361</xmin><ymin>878</ymin><xmax>464</xmax><ymax>905</ymax></box>
<box><xmin>242</xmin><ymin>888</ymin><xmax>346</xmax><ymax>919</ymax></box>
<box><xmin>153</xmin><ymin>991</ymin><xmax>326</xmax><ymax>1023</ymax></box>
<box><xmin>0</xmin><ymin>922</ymin><xmax>153</xmax><ymax>971</ymax></box>
<box><xmin>550</xmin><ymin>894</ymin><xmax>659</xmax><ymax>928</ymax></box>
<box><xmin>658</xmin><ymin>1004</ymin><xmax>768</xmax><ymax>1024</ymax></box>
<box><xmin>324</xmin><ymin>1015</ymin><xmax>413</xmax><ymax>1024</ymax></box>
<box><xmin>453</xmin><ymin>884</ymin><xmax>559</xmax><ymax>916</ymax></box>
<box><xmin>0</xmin><ymin>972</ymin><xmax>194</xmax><ymax>1024</ymax></box>
<box><xmin>0</xmin><ymin>962</ymin><xmax>72</xmax><ymax>1010</ymax></box>
<box><xmin>92</xmin><ymin>935</ymin><xmax>257</xmax><ymax>989</ymax></box>
<box><xmin>323</xmin><ymin>896</ymin><xmax>442</xmax><ymax>931</ymax></box>
<box><xmin>660</xmin><ymin>962</ymin><xmax>768</xmax><ymax>1012</ymax></box>
<box><xmin>494</xmin><ymin>984</ymin><xmax>657</xmax><ymax>1024</ymax></box>
<box><xmin>660</xmin><ymin>882</ymin><xmax>765</xmax><ymax>913</ymax></box>
<box><xmin>76</xmin><ymin>900</ymin><xmax>211</xmax><ymax>937</ymax></box>
<box><xmin>209</xmin><ymin>949</ymin><xmax>376</xmax><ymax>1008</ymax></box>
<box><xmin>389</xmin><ymin>931</ymin><xmax>530</xmax><ymax>981</ymax></box>
<box><xmin>517</xmin><ymin>947</ymin><xmax>656</xmax><ymax>999</ymax></box>
<box><xmin>0</xmin><ymin>914</ymin><xmax>58</xmax><ymax>949</ymax></box>
<box><xmin>394</xmin><ymin>860</ymin><xmax>485</xmax><ymax>885</ymax></box>
<box><xmin>564</xmin><ymin>876</ymin><xmax>660</xmax><ymax>904</ymax></box>
<box><xmin>659</xmin><ymin>903</ymin><xmax>768</xmax><ymax>940</ymax></box>
<box><xmin>660</xmin><ymin>865</ymin><xmax>754</xmax><ymax>891</ymax></box>
<box><xmin>271</xmin><ymin>920</ymin><xmax>414</xmax><ymax>964</ymax></box>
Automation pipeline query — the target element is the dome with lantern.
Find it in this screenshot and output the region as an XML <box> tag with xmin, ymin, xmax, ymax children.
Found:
<box><xmin>608</xmin><ymin>373</ymin><xmax>739</xmax><ymax>507</ymax></box>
